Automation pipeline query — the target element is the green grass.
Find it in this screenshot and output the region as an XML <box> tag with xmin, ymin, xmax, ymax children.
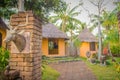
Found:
<box><xmin>115</xmin><ymin>57</ymin><xmax>120</xmax><ymax>62</ymax></box>
<box><xmin>44</xmin><ymin>56</ymin><xmax>82</xmax><ymax>63</ymax></box>
<box><xmin>42</xmin><ymin>64</ymin><xmax>60</xmax><ymax>80</ymax></box>
<box><xmin>83</xmin><ymin>58</ymin><xmax>120</xmax><ymax>80</ymax></box>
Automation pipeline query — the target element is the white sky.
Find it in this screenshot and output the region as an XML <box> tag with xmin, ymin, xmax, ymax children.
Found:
<box><xmin>64</xmin><ymin>0</ymin><xmax>116</xmax><ymax>24</ymax></box>
<box><xmin>64</xmin><ymin>0</ymin><xmax>116</xmax><ymax>35</ymax></box>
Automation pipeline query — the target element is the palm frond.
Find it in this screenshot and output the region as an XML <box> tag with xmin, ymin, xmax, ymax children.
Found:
<box><xmin>70</xmin><ymin>11</ymin><xmax>81</xmax><ymax>17</ymax></box>
<box><xmin>68</xmin><ymin>5</ymin><xmax>80</xmax><ymax>14</ymax></box>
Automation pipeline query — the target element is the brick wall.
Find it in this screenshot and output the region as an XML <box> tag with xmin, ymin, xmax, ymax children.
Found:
<box><xmin>9</xmin><ymin>11</ymin><xmax>42</xmax><ymax>80</ymax></box>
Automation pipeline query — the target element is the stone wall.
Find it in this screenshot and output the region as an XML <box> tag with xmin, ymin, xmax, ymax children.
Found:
<box><xmin>9</xmin><ymin>11</ymin><xmax>42</xmax><ymax>80</ymax></box>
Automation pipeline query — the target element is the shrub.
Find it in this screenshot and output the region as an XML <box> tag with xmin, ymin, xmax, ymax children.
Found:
<box><xmin>110</xmin><ymin>44</ymin><xmax>120</xmax><ymax>56</ymax></box>
<box><xmin>92</xmin><ymin>53</ymin><xmax>98</xmax><ymax>59</ymax></box>
<box><xmin>113</xmin><ymin>62</ymin><xmax>120</xmax><ymax>73</ymax></box>
<box><xmin>0</xmin><ymin>47</ymin><xmax>10</xmax><ymax>70</ymax></box>
<box><xmin>105</xmin><ymin>60</ymin><xmax>111</xmax><ymax>65</ymax></box>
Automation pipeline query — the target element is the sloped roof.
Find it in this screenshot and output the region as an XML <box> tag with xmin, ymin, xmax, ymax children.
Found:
<box><xmin>0</xmin><ymin>18</ymin><xmax>9</xmax><ymax>30</ymax></box>
<box><xmin>42</xmin><ymin>23</ymin><xmax>69</xmax><ymax>39</ymax></box>
<box><xmin>78</xmin><ymin>27</ymin><xmax>98</xmax><ymax>42</ymax></box>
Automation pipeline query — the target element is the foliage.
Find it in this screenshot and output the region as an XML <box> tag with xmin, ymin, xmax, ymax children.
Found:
<box><xmin>0</xmin><ymin>0</ymin><xmax>66</xmax><ymax>20</ymax></box>
<box><xmin>73</xmin><ymin>38</ymin><xmax>81</xmax><ymax>47</ymax></box>
<box><xmin>82</xmin><ymin>58</ymin><xmax>120</xmax><ymax>80</ymax></box>
<box><xmin>92</xmin><ymin>53</ymin><xmax>98</xmax><ymax>59</ymax></box>
<box><xmin>42</xmin><ymin>64</ymin><xmax>60</xmax><ymax>80</ymax></box>
<box><xmin>42</xmin><ymin>55</ymin><xmax>48</xmax><ymax>65</ymax></box>
<box><xmin>103</xmin><ymin>29</ymin><xmax>120</xmax><ymax>55</ymax></box>
<box><xmin>104</xmin><ymin>30</ymin><xmax>119</xmax><ymax>44</ymax></box>
<box><xmin>49</xmin><ymin>3</ymin><xmax>82</xmax><ymax>32</ymax></box>
<box><xmin>0</xmin><ymin>8</ymin><xmax>16</xmax><ymax>19</ymax></box>
<box><xmin>0</xmin><ymin>47</ymin><xmax>10</xmax><ymax>70</ymax></box>
<box><xmin>42</xmin><ymin>55</ymin><xmax>48</xmax><ymax>75</ymax></box>
<box><xmin>110</xmin><ymin>44</ymin><xmax>120</xmax><ymax>55</ymax></box>
<box><xmin>115</xmin><ymin>58</ymin><xmax>120</xmax><ymax>73</ymax></box>
<box><xmin>90</xmin><ymin>10</ymin><xmax>118</xmax><ymax>35</ymax></box>
<box><xmin>113</xmin><ymin>62</ymin><xmax>120</xmax><ymax>73</ymax></box>
<box><xmin>24</xmin><ymin>0</ymin><xmax>66</xmax><ymax>20</ymax></box>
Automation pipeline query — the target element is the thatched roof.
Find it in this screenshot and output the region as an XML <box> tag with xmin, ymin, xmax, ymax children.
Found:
<box><xmin>0</xmin><ymin>18</ymin><xmax>9</xmax><ymax>30</ymax></box>
<box><xmin>42</xmin><ymin>23</ymin><xmax>69</xmax><ymax>39</ymax></box>
<box><xmin>78</xmin><ymin>28</ymin><xmax>98</xmax><ymax>42</ymax></box>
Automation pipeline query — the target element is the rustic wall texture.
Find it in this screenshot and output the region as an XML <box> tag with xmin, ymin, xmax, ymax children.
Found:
<box><xmin>9</xmin><ymin>11</ymin><xmax>42</xmax><ymax>80</ymax></box>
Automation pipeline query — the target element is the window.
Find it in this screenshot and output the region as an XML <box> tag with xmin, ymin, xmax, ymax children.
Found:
<box><xmin>0</xmin><ymin>32</ymin><xmax>2</xmax><ymax>46</ymax></box>
<box><xmin>90</xmin><ymin>42</ymin><xmax>95</xmax><ymax>51</ymax></box>
<box><xmin>48</xmin><ymin>39</ymin><xmax>58</xmax><ymax>54</ymax></box>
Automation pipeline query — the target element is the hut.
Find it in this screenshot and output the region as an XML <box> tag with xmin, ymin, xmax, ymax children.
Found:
<box><xmin>42</xmin><ymin>23</ymin><xmax>69</xmax><ymax>57</ymax></box>
<box><xmin>0</xmin><ymin>18</ymin><xmax>9</xmax><ymax>47</ymax></box>
<box><xmin>78</xmin><ymin>28</ymin><xmax>98</xmax><ymax>58</ymax></box>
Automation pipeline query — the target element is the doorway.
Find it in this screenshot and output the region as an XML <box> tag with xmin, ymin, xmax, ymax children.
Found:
<box><xmin>48</xmin><ymin>39</ymin><xmax>58</xmax><ymax>55</ymax></box>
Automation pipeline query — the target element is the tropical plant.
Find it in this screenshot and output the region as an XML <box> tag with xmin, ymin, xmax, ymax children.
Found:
<box><xmin>49</xmin><ymin>3</ymin><xmax>82</xmax><ymax>32</ymax></box>
<box><xmin>0</xmin><ymin>47</ymin><xmax>10</xmax><ymax>70</ymax></box>
<box><xmin>103</xmin><ymin>29</ymin><xmax>120</xmax><ymax>56</ymax></box>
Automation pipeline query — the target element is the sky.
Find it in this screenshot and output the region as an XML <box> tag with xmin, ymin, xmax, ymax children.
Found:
<box><xmin>64</xmin><ymin>0</ymin><xmax>116</xmax><ymax>24</ymax></box>
<box><xmin>63</xmin><ymin>0</ymin><xmax>116</xmax><ymax>35</ymax></box>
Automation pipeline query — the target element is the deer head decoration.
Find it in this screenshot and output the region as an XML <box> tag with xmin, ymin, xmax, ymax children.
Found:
<box><xmin>4</xmin><ymin>26</ymin><xmax>26</xmax><ymax>52</ymax></box>
<box><xmin>4</xmin><ymin>13</ymin><xmax>29</xmax><ymax>52</ymax></box>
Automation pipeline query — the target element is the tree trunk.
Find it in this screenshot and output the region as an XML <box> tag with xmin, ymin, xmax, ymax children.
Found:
<box><xmin>98</xmin><ymin>6</ymin><xmax>102</xmax><ymax>61</ymax></box>
<box><xmin>18</xmin><ymin>0</ymin><xmax>24</xmax><ymax>12</ymax></box>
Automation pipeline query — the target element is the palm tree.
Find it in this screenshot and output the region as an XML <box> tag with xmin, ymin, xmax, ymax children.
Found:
<box><xmin>49</xmin><ymin>4</ymin><xmax>82</xmax><ymax>32</ymax></box>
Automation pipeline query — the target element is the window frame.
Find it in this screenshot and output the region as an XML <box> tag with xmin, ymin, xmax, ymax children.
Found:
<box><xmin>90</xmin><ymin>42</ymin><xmax>96</xmax><ymax>51</ymax></box>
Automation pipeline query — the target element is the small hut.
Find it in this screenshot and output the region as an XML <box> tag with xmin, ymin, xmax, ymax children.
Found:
<box><xmin>0</xmin><ymin>18</ymin><xmax>9</xmax><ymax>47</ymax></box>
<box><xmin>78</xmin><ymin>28</ymin><xmax>98</xmax><ymax>58</ymax></box>
<box><xmin>42</xmin><ymin>23</ymin><xmax>69</xmax><ymax>57</ymax></box>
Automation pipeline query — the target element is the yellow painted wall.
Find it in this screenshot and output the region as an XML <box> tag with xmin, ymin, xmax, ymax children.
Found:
<box><xmin>42</xmin><ymin>38</ymin><xmax>48</xmax><ymax>55</ymax></box>
<box><xmin>58</xmin><ymin>39</ymin><xmax>65</xmax><ymax>56</ymax></box>
<box><xmin>0</xmin><ymin>29</ymin><xmax>6</xmax><ymax>47</ymax></box>
<box><xmin>79</xmin><ymin>42</ymin><xmax>97</xmax><ymax>58</ymax></box>
<box><xmin>42</xmin><ymin>38</ymin><xmax>65</xmax><ymax>57</ymax></box>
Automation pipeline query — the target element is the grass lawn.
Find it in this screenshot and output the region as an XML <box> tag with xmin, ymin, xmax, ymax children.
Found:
<box><xmin>42</xmin><ymin>64</ymin><xmax>60</xmax><ymax>80</ymax></box>
<box><xmin>83</xmin><ymin>57</ymin><xmax>120</xmax><ymax>80</ymax></box>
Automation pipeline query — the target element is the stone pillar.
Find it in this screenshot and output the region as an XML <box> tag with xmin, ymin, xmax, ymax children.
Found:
<box><xmin>9</xmin><ymin>11</ymin><xmax>42</xmax><ymax>80</ymax></box>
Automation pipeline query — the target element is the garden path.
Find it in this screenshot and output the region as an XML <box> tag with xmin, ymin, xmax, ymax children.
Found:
<box><xmin>49</xmin><ymin>61</ymin><xmax>97</xmax><ymax>80</ymax></box>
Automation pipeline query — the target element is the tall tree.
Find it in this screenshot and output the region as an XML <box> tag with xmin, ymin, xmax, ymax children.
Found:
<box><xmin>89</xmin><ymin>0</ymin><xmax>111</xmax><ymax>60</ymax></box>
